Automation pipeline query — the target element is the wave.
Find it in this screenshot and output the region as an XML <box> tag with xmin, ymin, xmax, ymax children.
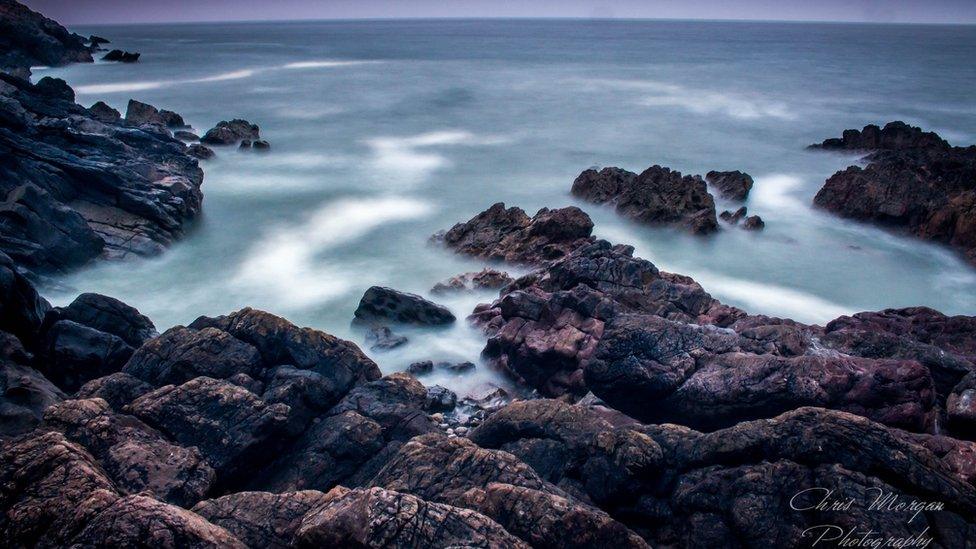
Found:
<box><xmin>233</xmin><ymin>196</ymin><xmax>435</xmax><ymax>309</ymax></box>
<box><xmin>282</xmin><ymin>60</ymin><xmax>378</xmax><ymax>70</ymax></box>
<box><xmin>692</xmin><ymin>270</ymin><xmax>851</xmax><ymax>324</ymax></box>
<box><xmin>76</xmin><ymin>80</ymin><xmax>167</xmax><ymax>94</ymax></box>
<box><xmin>364</xmin><ymin>130</ymin><xmax>510</xmax><ymax>187</ymax></box>
<box><xmin>749</xmin><ymin>174</ymin><xmax>808</xmax><ymax>214</ymax></box>
<box><xmin>192</xmin><ymin>69</ymin><xmax>256</xmax><ymax>82</ymax></box>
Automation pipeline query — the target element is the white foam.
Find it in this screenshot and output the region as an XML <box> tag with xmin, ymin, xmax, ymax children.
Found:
<box><xmin>193</xmin><ymin>69</ymin><xmax>256</xmax><ymax>82</ymax></box>
<box><xmin>233</xmin><ymin>196</ymin><xmax>435</xmax><ymax>309</ymax></box>
<box><xmin>364</xmin><ymin>130</ymin><xmax>510</xmax><ymax>187</ymax></box>
<box><xmin>749</xmin><ymin>174</ymin><xmax>808</xmax><ymax>214</ymax></box>
<box><xmin>692</xmin><ymin>270</ymin><xmax>851</xmax><ymax>324</ymax></box>
<box><xmin>76</xmin><ymin>80</ymin><xmax>167</xmax><ymax>94</ymax></box>
<box><xmin>282</xmin><ymin>60</ymin><xmax>378</xmax><ymax>69</ymax></box>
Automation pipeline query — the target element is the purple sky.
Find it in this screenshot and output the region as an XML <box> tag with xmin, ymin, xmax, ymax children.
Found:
<box><xmin>23</xmin><ymin>0</ymin><xmax>976</xmax><ymax>25</ymax></box>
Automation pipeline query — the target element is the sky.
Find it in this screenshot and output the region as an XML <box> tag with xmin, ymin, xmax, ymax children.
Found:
<box><xmin>23</xmin><ymin>0</ymin><xmax>976</xmax><ymax>25</ymax></box>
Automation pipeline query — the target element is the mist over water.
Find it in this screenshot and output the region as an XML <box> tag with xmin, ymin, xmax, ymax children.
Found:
<box><xmin>35</xmin><ymin>20</ymin><xmax>976</xmax><ymax>391</ymax></box>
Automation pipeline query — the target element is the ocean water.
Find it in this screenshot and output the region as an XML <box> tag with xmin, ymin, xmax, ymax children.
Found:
<box><xmin>35</xmin><ymin>19</ymin><xmax>976</xmax><ymax>391</ymax></box>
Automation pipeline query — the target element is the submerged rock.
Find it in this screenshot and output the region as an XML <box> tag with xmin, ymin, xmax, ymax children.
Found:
<box><xmin>354</xmin><ymin>286</ymin><xmax>456</xmax><ymax>326</ymax></box>
<box><xmin>719</xmin><ymin>205</ymin><xmax>748</xmax><ymax>224</ymax></box>
<box><xmin>431</xmin><ymin>268</ymin><xmax>514</xmax><ymax>294</ymax></box>
<box><xmin>364</xmin><ymin>325</ymin><xmax>408</xmax><ymax>350</ymax></box>
<box><xmin>201</xmin><ymin>119</ymin><xmax>260</xmax><ymax>145</ymax></box>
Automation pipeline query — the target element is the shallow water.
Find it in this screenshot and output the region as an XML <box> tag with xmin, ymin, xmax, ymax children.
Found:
<box><xmin>36</xmin><ymin>20</ymin><xmax>976</xmax><ymax>390</ymax></box>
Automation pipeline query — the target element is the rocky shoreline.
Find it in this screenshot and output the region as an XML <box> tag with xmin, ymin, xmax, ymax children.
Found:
<box><xmin>3</xmin><ymin>2</ymin><xmax>976</xmax><ymax>548</ymax></box>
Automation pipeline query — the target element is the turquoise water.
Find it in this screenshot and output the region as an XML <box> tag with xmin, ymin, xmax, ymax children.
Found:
<box><xmin>36</xmin><ymin>20</ymin><xmax>976</xmax><ymax>386</ymax></box>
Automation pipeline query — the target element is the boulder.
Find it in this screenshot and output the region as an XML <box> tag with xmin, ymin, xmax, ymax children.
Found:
<box><xmin>719</xmin><ymin>205</ymin><xmax>748</xmax><ymax>224</ymax></box>
<box><xmin>76</xmin><ymin>371</ymin><xmax>153</xmax><ymax>411</ymax></box>
<box><xmin>0</xmin><ymin>251</ymin><xmax>51</xmax><ymax>347</ymax></box>
<box><xmin>192</xmin><ymin>490</ymin><xmax>330</xmax><ymax>549</ymax></box>
<box><xmin>353</xmin><ymin>286</ymin><xmax>456</xmax><ymax>326</ymax></box>
<box><xmin>435</xmin><ymin>202</ymin><xmax>595</xmax><ymax>265</ymax></box>
<box><xmin>363</xmin><ymin>325</ymin><xmax>407</xmax><ymax>350</ymax></box>
<box><xmin>0</xmin><ymin>360</ymin><xmax>64</xmax><ymax>437</ymax></box>
<box><xmin>187</xmin><ymin>143</ymin><xmax>215</xmax><ymax>159</ymax></box>
<box><xmin>572</xmin><ymin>166</ymin><xmax>719</xmax><ymax>234</ymax></box>
<box><xmin>101</xmin><ymin>49</ymin><xmax>140</xmax><ymax>62</ymax></box>
<box><xmin>124</xmin><ymin>99</ymin><xmax>185</xmax><ymax>128</ymax></box>
<box><xmin>425</xmin><ymin>384</ymin><xmax>457</xmax><ymax>412</ymax></box>
<box><xmin>88</xmin><ymin>35</ymin><xmax>109</xmax><ymax>46</ymax></box>
<box><xmin>431</xmin><ymin>268</ymin><xmax>514</xmax><ymax>294</ymax></box>
<box><xmin>252</xmin><ymin>139</ymin><xmax>270</xmax><ymax>150</ymax></box>
<box><xmin>200</xmin><ymin>119</ymin><xmax>260</xmax><ymax>145</ymax></box>
<box><xmin>37</xmin><ymin>319</ymin><xmax>133</xmax><ymax>392</ymax></box>
<box><xmin>948</xmin><ymin>372</ymin><xmax>976</xmax><ymax>437</ymax></box>
<box><xmin>88</xmin><ymin>100</ymin><xmax>120</xmax><ymax>124</ymax></box>
<box><xmin>174</xmin><ymin>130</ymin><xmax>199</xmax><ymax>141</ymax></box>
<box><xmin>811</xmin><ymin>121</ymin><xmax>949</xmax><ymax>152</ymax></box>
<box><xmin>742</xmin><ymin>214</ymin><xmax>765</xmax><ymax>230</ymax></box>
<box><xmin>705</xmin><ymin>169</ymin><xmax>754</xmax><ymax>201</ymax></box>
<box><xmin>33</xmin><ymin>76</ymin><xmax>73</xmax><ymax>101</ymax></box>
<box><xmin>49</xmin><ymin>292</ymin><xmax>157</xmax><ymax>348</ymax></box>
<box><xmin>123</xmin><ymin>326</ymin><xmax>263</xmax><ymax>387</ymax></box>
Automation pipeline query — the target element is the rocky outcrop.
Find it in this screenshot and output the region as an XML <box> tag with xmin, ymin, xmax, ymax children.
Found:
<box><xmin>742</xmin><ymin>213</ymin><xmax>764</xmax><ymax>230</ymax></box>
<box><xmin>192</xmin><ymin>490</ymin><xmax>330</xmax><ymax>549</ymax></box>
<box><xmin>201</xmin><ymin>119</ymin><xmax>260</xmax><ymax>145</ymax></box>
<box><xmin>88</xmin><ymin>100</ymin><xmax>121</xmax><ymax>124</ymax></box>
<box><xmin>101</xmin><ymin>49</ymin><xmax>140</xmax><ymax>62</ymax></box>
<box><xmin>0</xmin><ymin>0</ymin><xmax>93</xmax><ymax>77</ymax></box>
<box><xmin>431</xmin><ymin>267</ymin><xmax>514</xmax><ymax>294</ymax></box>
<box><xmin>705</xmin><ymin>169</ymin><xmax>753</xmax><ymax>201</ymax></box>
<box><xmin>812</xmin><ymin>122</ymin><xmax>976</xmax><ymax>265</ymax></box>
<box><xmin>0</xmin><ymin>73</ymin><xmax>205</xmax><ymax>275</ymax></box>
<box><xmin>434</xmin><ymin>202</ymin><xmax>595</xmax><ymax>265</ymax></box>
<box><xmin>353</xmin><ymin>286</ymin><xmax>455</xmax><ymax>326</ymax></box>
<box><xmin>719</xmin><ymin>205</ymin><xmax>748</xmax><ymax>224</ymax></box>
<box><xmin>572</xmin><ymin>166</ymin><xmax>719</xmax><ymax>234</ymax></box>
<box><xmin>125</xmin><ymin>99</ymin><xmax>186</xmax><ymax>128</ymax></box>
<box><xmin>188</xmin><ymin>143</ymin><xmax>215</xmax><ymax>159</ymax></box>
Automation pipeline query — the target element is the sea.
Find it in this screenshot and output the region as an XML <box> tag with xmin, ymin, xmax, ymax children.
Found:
<box><xmin>35</xmin><ymin>19</ymin><xmax>976</xmax><ymax>392</ymax></box>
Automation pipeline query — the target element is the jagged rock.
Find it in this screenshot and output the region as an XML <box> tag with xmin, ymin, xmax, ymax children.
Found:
<box><xmin>101</xmin><ymin>49</ymin><xmax>140</xmax><ymax>62</ymax></box>
<box><xmin>37</xmin><ymin>319</ymin><xmax>133</xmax><ymax>392</ymax></box>
<box><xmin>192</xmin><ymin>490</ymin><xmax>330</xmax><ymax>549</ymax></box>
<box><xmin>33</xmin><ymin>76</ymin><xmax>73</xmax><ymax>101</ymax></box>
<box><xmin>123</xmin><ymin>326</ymin><xmax>263</xmax><ymax>387</ymax></box>
<box><xmin>239</xmin><ymin>139</ymin><xmax>251</xmax><ymax>149</ymax></box>
<box><xmin>88</xmin><ymin>35</ymin><xmax>109</xmax><ymax>46</ymax></box>
<box><xmin>406</xmin><ymin>359</ymin><xmax>475</xmax><ymax>377</ymax></box>
<box><xmin>70</xmin><ymin>494</ymin><xmax>245</xmax><ymax>548</ymax></box>
<box><xmin>812</xmin><ymin>122</ymin><xmax>976</xmax><ymax>265</ymax></box>
<box><xmin>0</xmin><ymin>360</ymin><xmax>64</xmax><ymax>437</ymax></box>
<box><xmin>76</xmin><ymin>371</ymin><xmax>153</xmax><ymax>411</ymax></box>
<box><xmin>261</xmin><ymin>365</ymin><xmax>337</xmax><ymax>434</ymax></box>
<box><xmin>431</xmin><ymin>268</ymin><xmax>514</xmax><ymax>294</ymax></box>
<box><xmin>425</xmin><ymin>384</ymin><xmax>457</xmax><ymax>412</ymax></box>
<box><xmin>174</xmin><ymin>130</ymin><xmax>199</xmax><ymax>141</ymax></box>
<box><xmin>0</xmin><ymin>183</ymin><xmax>105</xmax><ymax>273</ymax></box>
<box><xmin>296</xmin><ymin>486</ymin><xmax>528</xmax><ymax>548</ymax></box>
<box><xmin>187</xmin><ymin>143</ymin><xmax>214</xmax><ymax>159</ymax></box>
<box><xmin>200</xmin><ymin>119</ymin><xmax>260</xmax><ymax>145</ymax></box>
<box><xmin>252</xmin><ymin>139</ymin><xmax>270</xmax><ymax>150</ymax></box>
<box><xmin>0</xmin><ymin>251</ymin><xmax>50</xmax><ymax>347</ymax></box>
<box><xmin>572</xmin><ymin>166</ymin><xmax>719</xmax><ymax>234</ymax></box>
<box><xmin>435</xmin><ymin>202</ymin><xmax>595</xmax><ymax>265</ymax></box>
<box><xmin>742</xmin><ymin>214</ymin><xmax>765</xmax><ymax>230</ymax></box>
<box><xmin>719</xmin><ymin>205</ymin><xmax>748</xmax><ymax>224</ymax></box>
<box><xmin>44</xmin><ymin>398</ymin><xmax>215</xmax><ymax>506</ymax></box>
<box><xmin>353</xmin><ymin>286</ymin><xmax>455</xmax><ymax>326</ymax></box>
<box><xmin>0</xmin><ymin>0</ymin><xmax>93</xmax><ymax>76</ymax></box>
<box><xmin>88</xmin><ymin>100</ymin><xmax>120</xmax><ymax>124</ymax></box>
<box><xmin>948</xmin><ymin>372</ymin><xmax>976</xmax><ymax>437</ymax></box>
<box><xmin>49</xmin><ymin>292</ymin><xmax>157</xmax><ymax>348</ymax></box>
<box><xmin>124</xmin><ymin>99</ymin><xmax>185</xmax><ymax>128</ymax></box>
<box><xmin>128</xmin><ymin>376</ymin><xmax>291</xmax><ymax>488</ymax></box>
<box><xmin>705</xmin><ymin>170</ymin><xmax>753</xmax><ymax>201</ymax></box>
<box><xmin>364</xmin><ymin>325</ymin><xmax>407</xmax><ymax>350</ymax></box>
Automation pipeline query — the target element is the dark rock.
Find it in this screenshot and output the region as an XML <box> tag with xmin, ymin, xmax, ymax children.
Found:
<box><xmin>70</xmin><ymin>494</ymin><xmax>246</xmax><ymax>548</ymax></box>
<box><xmin>364</xmin><ymin>325</ymin><xmax>407</xmax><ymax>350</ymax></box>
<box><xmin>295</xmin><ymin>486</ymin><xmax>528</xmax><ymax>548</ymax></box>
<box><xmin>0</xmin><ymin>183</ymin><xmax>105</xmax><ymax>273</ymax></box>
<box><xmin>719</xmin><ymin>205</ymin><xmax>747</xmax><ymax>224</ymax></box>
<box><xmin>354</xmin><ymin>286</ymin><xmax>456</xmax><ymax>326</ymax></box>
<box><xmin>101</xmin><ymin>49</ymin><xmax>140</xmax><ymax>62</ymax></box>
<box><xmin>51</xmin><ymin>292</ymin><xmax>157</xmax><ymax>348</ymax></box>
<box><xmin>261</xmin><ymin>365</ymin><xmax>337</xmax><ymax>434</ymax></box>
<box><xmin>572</xmin><ymin>166</ymin><xmax>719</xmax><ymax>234</ymax></box>
<box><xmin>128</xmin><ymin>376</ymin><xmax>291</xmax><ymax>489</ymax></box>
<box><xmin>948</xmin><ymin>372</ymin><xmax>976</xmax><ymax>437</ymax></box>
<box><xmin>0</xmin><ymin>0</ymin><xmax>93</xmax><ymax>76</ymax></box>
<box><xmin>123</xmin><ymin>326</ymin><xmax>262</xmax><ymax>387</ymax></box>
<box><xmin>431</xmin><ymin>267</ymin><xmax>514</xmax><ymax>294</ymax></box>
<box><xmin>200</xmin><ymin>119</ymin><xmax>260</xmax><ymax>145</ymax></box>
<box><xmin>88</xmin><ymin>100</ymin><xmax>120</xmax><ymax>124</ymax></box>
<box><xmin>0</xmin><ymin>251</ymin><xmax>51</xmax><ymax>347</ymax></box>
<box><xmin>435</xmin><ymin>202</ymin><xmax>595</xmax><ymax>265</ymax></box>
<box><xmin>187</xmin><ymin>143</ymin><xmax>215</xmax><ymax>159</ymax></box>
<box><xmin>88</xmin><ymin>35</ymin><xmax>109</xmax><ymax>46</ymax></box>
<box><xmin>33</xmin><ymin>76</ymin><xmax>73</xmax><ymax>101</ymax></box>
<box><xmin>44</xmin><ymin>397</ymin><xmax>215</xmax><ymax>506</ymax></box>
<box><xmin>252</xmin><ymin>139</ymin><xmax>270</xmax><ymax>150</ymax></box>
<box><xmin>425</xmin><ymin>384</ymin><xmax>457</xmax><ymax>412</ymax></box>
<box><xmin>0</xmin><ymin>360</ymin><xmax>64</xmax><ymax>437</ymax></box>
<box><xmin>174</xmin><ymin>130</ymin><xmax>199</xmax><ymax>141</ymax></box>
<box><xmin>407</xmin><ymin>360</ymin><xmax>433</xmax><ymax>375</ymax></box>
<box><xmin>705</xmin><ymin>169</ymin><xmax>754</xmax><ymax>201</ymax></box>
<box><xmin>192</xmin><ymin>490</ymin><xmax>330</xmax><ymax>549</ymax></box>
<box><xmin>124</xmin><ymin>99</ymin><xmax>185</xmax><ymax>128</ymax></box>
<box><xmin>38</xmin><ymin>319</ymin><xmax>133</xmax><ymax>392</ymax></box>
<box><xmin>76</xmin><ymin>371</ymin><xmax>153</xmax><ymax>411</ymax></box>
<box><xmin>742</xmin><ymin>214</ymin><xmax>765</xmax><ymax>230</ymax></box>
<box><xmin>239</xmin><ymin>139</ymin><xmax>251</xmax><ymax>149</ymax></box>
<box><xmin>812</xmin><ymin>122</ymin><xmax>976</xmax><ymax>265</ymax></box>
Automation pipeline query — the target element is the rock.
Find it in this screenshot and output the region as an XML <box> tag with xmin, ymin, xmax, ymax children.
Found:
<box><xmin>123</xmin><ymin>326</ymin><xmax>263</xmax><ymax>387</ymax></box>
<box><xmin>406</xmin><ymin>359</ymin><xmax>475</xmax><ymax>377</ymax></box>
<box><xmin>425</xmin><ymin>384</ymin><xmax>457</xmax><ymax>413</ymax></box>
<box><xmin>0</xmin><ymin>360</ymin><xmax>64</xmax><ymax>437</ymax></box>
<box><xmin>364</xmin><ymin>325</ymin><xmax>407</xmax><ymax>350</ymax></box>
<box><xmin>101</xmin><ymin>49</ymin><xmax>140</xmax><ymax>62</ymax></box>
<box><xmin>70</xmin><ymin>494</ymin><xmax>246</xmax><ymax>548</ymax></box>
<box><xmin>37</xmin><ymin>319</ymin><xmax>133</xmax><ymax>392</ymax></box>
<box><xmin>431</xmin><ymin>267</ymin><xmax>514</xmax><ymax>294</ymax></box>
<box><xmin>296</xmin><ymin>486</ymin><xmax>529</xmax><ymax>548</ymax></box>
<box><xmin>0</xmin><ymin>183</ymin><xmax>105</xmax><ymax>273</ymax></box>
<box><xmin>742</xmin><ymin>214</ymin><xmax>765</xmax><ymax>230</ymax></box>
<box><xmin>435</xmin><ymin>202</ymin><xmax>595</xmax><ymax>265</ymax></box>
<box><xmin>200</xmin><ymin>119</ymin><xmax>260</xmax><ymax>145</ymax></box>
<box><xmin>719</xmin><ymin>205</ymin><xmax>747</xmax><ymax>224</ymax></box>
<box><xmin>124</xmin><ymin>99</ymin><xmax>185</xmax><ymax>128</ymax></box>
<box><xmin>572</xmin><ymin>166</ymin><xmax>719</xmax><ymax>234</ymax></box>
<box><xmin>0</xmin><ymin>0</ymin><xmax>93</xmax><ymax>76</ymax></box>
<box><xmin>407</xmin><ymin>360</ymin><xmax>433</xmax><ymax>375</ymax></box>
<box><xmin>88</xmin><ymin>35</ymin><xmax>109</xmax><ymax>46</ymax></box>
<box><xmin>353</xmin><ymin>286</ymin><xmax>456</xmax><ymax>326</ymax></box>
<box><xmin>174</xmin><ymin>130</ymin><xmax>199</xmax><ymax>141</ymax></box>
<box><xmin>948</xmin><ymin>372</ymin><xmax>976</xmax><ymax>437</ymax></box>
<box><xmin>88</xmin><ymin>100</ymin><xmax>120</xmax><ymax>124</ymax></box>
<box><xmin>192</xmin><ymin>490</ymin><xmax>330</xmax><ymax>549</ymax></box>
<box><xmin>187</xmin><ymin>143</ymin><xmax>215</xmax><ymax>159</ymax></box>
<box><xmin>49</xmin><ymin>292</ymin><xmax>157</xmax><ymax>348</ymax></box>
<box><xmin>0</xmin><ymin>72</ymin><xmax>204</xmax><ymax>271</ymax></box>
<box><xmin>812</xmin><ymin>122</ymin><xmax>976</xmax><ymax>265</ymax></box>
<box><xmin>33</xmin><ymin>76</ymin><xmax>73</xmax><ymax>101</ymax></box>
<box><xmin>261</xmin><ymin>365</ymin><xmax>337</xmax><ymax>434</ymax></box>
<box><xmin>128</xmin><ymin>376</ymin><xmax>291</xmax><ymax>489</ymax></box>
<box><xmin>705</xmin><ymin>170</ymin><xmax>753</xmax><ymax>201</ymax></box>
<box><xmin>252</xmin><ymin>139</ymin><xmax>270</xmax><ymax>150</ymax></box>
<box><xmin>44</xmin><ymin>398</ymin><xmax>215</xmax><ymax>506</ymax></box>
<box><xmin>239</xmin><ymin>139</ymin><xmax>251</xmax><ymax>149</ymax></box>
<box><xmin>0</xmin><ymin>251</ymin><xmax>51</xmax><ymax>347</ymax></box>
<box><xmin>76</xmin><ymin>371</ymin><xmax>153</xmax><ymax>411</ymax></box>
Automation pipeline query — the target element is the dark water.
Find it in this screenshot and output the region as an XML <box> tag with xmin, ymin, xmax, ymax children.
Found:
<box><xmin>35</xmin><ymin>19</ymin><xmax>976</xmax><ymax>388</ymax></box>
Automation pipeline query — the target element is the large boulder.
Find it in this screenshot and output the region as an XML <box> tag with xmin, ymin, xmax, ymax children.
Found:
<box><xmin>192</xmin><ymin>490</ymin><xmax>330</xmax><ymax>549</ymax></box>
<box><xmin>353</xmin><ymin>286</ymin><xmax>456</xmax><ymax>326</ymax></box>
<box><xmin>49</xmin><ymin>292</ymin><xmax>157</xmax><ymax>348</ymax></box>
<box><xmin>0</xmin><ymin>360</ymin><xmax>64</xmax><ymax>437</ymax></box>
<box><xmin>37</xmin><ymin>319</ymin><xmax>133</xmax><ymax>392</ymax></box>
<box><xmin>706</xmin><ymin>169</ymin><xmax>754</xmax><ymax>201</ymax></box>
<box><xmin>572</xmin><ymin>166</ymin><xmax>719</xmax><ymax>234</ymax></box>
<box><xmin>200</xmin><ymin>119</ymin><xmax>260</xmax><ymax>145</ymax></box>
<box><xmin>435</xmin><ymin>202</ymin><xmax>595</xmax><ymax>265</ymax></box>
<box><xmin>76</xmin><ymin>371</ymin><xmax>153</xmax><ymax>411</ymax></box>
<box><xmin>124</xmin><ymin>99</ymin><xmax>186</xmax><ymax>128</ymax></box>
<box><xmin>123</xmin><ymin>326</ymin><xmax>263</xmax><ymax>387</ymax></box>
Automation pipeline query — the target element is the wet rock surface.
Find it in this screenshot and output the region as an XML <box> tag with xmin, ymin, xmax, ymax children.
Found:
<box><xmin>201</xmin><ymin>119</ymin><xmax>261</xmax><ymax>145</ymax></box>
<box><xmin>431</xmin><ymin>267</ymin><xmax>514</xmax><ymax>294</ymax></box>
<box><xmin>705</xmin><ymin>169</ymin><xmax>754</xmax><ymax>201</ymax></box>
<box><xmin>353</xmin><ymin>286</ymin><xmax>456</xmax><ymax>326</ymax></box>
<box><xmin>0</xmin><ymin>0</ymin><xmax>94</xmax><ymax>77</ymax></box>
